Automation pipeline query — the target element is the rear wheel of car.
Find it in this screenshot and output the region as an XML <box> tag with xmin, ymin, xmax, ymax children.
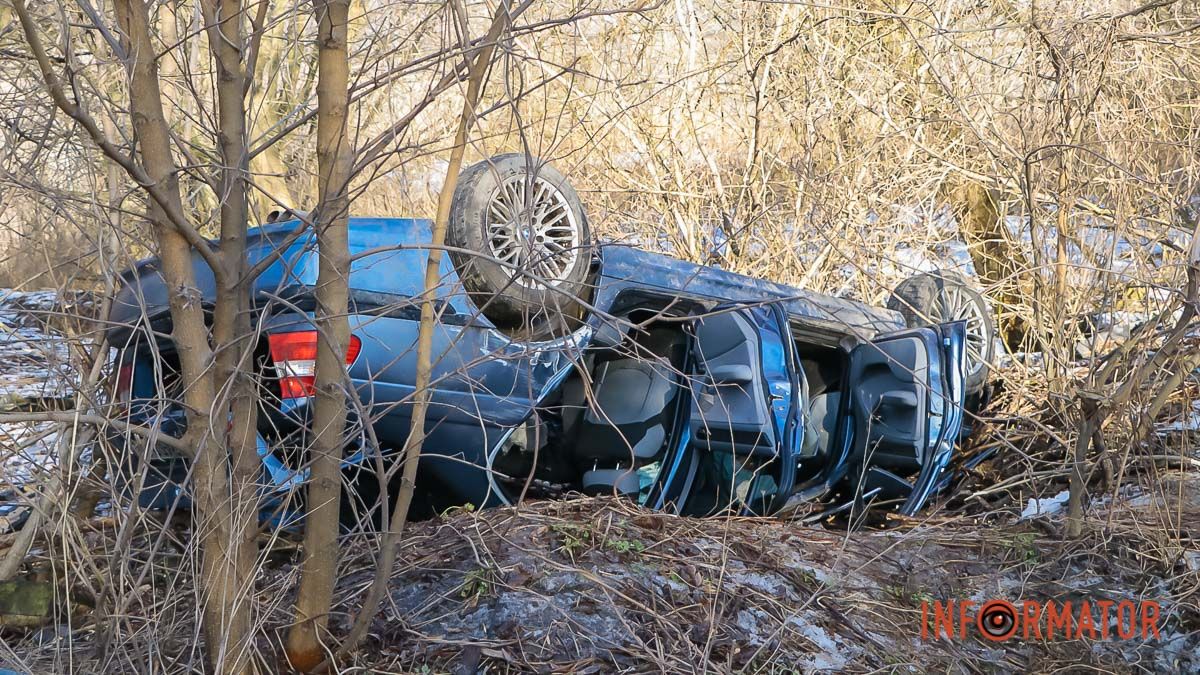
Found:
<box><xmin>448</xmin><ymin>154</ymin><xmax>593</xmax><ymax>338</ymax></box>
<box><xmin>887</xmin><ymin>271</ymin><xmax>994</xmax><ymax>395</ymax></box>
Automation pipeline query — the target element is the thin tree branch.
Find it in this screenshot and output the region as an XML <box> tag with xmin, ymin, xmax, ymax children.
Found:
<box><xmin>330</xmin><ymin>0</ymin><xmax>512</xmax><ymax>662</ymax></box>
<box><xmin>0</xmin><ymin>411</ymin><xmax>192</xmax><ymax>453</ymax></box>
<box><xmin>12</xmin><ymin>0</ymin><xmax>228</xmax><ymax>286</ymax></box>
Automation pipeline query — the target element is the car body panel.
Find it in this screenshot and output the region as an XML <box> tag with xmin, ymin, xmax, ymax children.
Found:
<box><xmin>592</xmin><ymin>245</ymin><xmax>903</xmax><ymax>340</ymax></box>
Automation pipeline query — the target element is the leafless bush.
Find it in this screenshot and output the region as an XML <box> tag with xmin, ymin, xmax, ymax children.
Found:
<box><xmin>0</xmin><ymin>0</ymin><xmax>1198</xmax><ymax>672</ymax></box>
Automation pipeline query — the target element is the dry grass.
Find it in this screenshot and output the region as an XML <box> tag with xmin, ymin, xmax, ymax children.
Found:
<box><xmin>3</xmin><ymin>479</ymin><xmax>1197</xmax><ymax>673</ymax></box>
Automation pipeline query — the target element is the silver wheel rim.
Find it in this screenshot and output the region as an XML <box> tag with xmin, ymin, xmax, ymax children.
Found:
<box><xmin>940</xmin><ymin>283</ymin><xmax>989</xmax><ymax>378</ymax></box>
<box><xmin>485</xmin><ymin>174</ymin><xmax>580</xmax><ymax>289</ymax></box>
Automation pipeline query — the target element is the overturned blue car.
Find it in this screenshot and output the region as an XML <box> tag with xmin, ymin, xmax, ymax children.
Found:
<box><xmin>107</xmin><ymin>154</ymin><xmax>995</xmax><ymax>522</ymax></box>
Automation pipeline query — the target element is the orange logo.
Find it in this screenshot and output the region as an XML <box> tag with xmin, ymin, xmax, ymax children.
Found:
<box><xmin>921</xmin><ymin>599</ymin><xmax>1161</xmax><ymax>641</ymax></box>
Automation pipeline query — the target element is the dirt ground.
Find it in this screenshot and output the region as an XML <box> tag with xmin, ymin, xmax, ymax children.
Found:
<box><xmin>309</xmin><ymin>492</ymin><xmax>1198</xmax><ymax>673</ymax></box>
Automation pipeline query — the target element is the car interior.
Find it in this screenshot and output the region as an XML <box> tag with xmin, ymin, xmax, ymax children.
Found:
<box><xmin>497</xmin><ymin>309</ymin><xmax>863</xmax><ymax>514</ymax></box>
<box><xmin>482</xmin><ymin>313</ymin><xmax>681</xmax><ymax>503</ymax></box>
<box><xmin>792</xmin><ymin>341</ymin><xmax>849</xmax><ymax>482</ymax></box>
<box><xmin>558</xmin><ymin>321</ymin><xmax>689</xmax><ymax>500</ymax></box>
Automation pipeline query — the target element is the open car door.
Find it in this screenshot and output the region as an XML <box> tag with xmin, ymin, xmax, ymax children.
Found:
<box><xmin>845</xmin><ymin>322</ymin><xmax>967</xmax><ymax>515</ymax></box>
<box><xmin>670</xmin><ymin>304</ymin><xmax>804</xmax><ymax>516</ymax></box>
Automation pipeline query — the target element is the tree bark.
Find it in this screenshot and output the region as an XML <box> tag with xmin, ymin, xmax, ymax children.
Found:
<box><xmin>946</xmin><ymin>180</ymin><xmax>1029</xmax><ymax>350</ymax></box>
<box><xmin>285</xmin><ymin>0</ymin><xmax>354</xmax><ymax>670</ymax></box>
<box><xmin>198</xmin><ymin>0</ymin><xmax>261</xmax><ymax>668</ymax></box>
<box><xmin>1066</xmin><ymin>394</ymin><xmax>1101</xmax><ymax>538</ymax></box>
<box><xmin>333</xmin><ymin>0</ymin><xmax>515</xmax><ymax>661</ymax></box>
<box><xmin>108</xmin><ymin>0</ymin><xmax>254</xmax><ymax>670</ymax></box>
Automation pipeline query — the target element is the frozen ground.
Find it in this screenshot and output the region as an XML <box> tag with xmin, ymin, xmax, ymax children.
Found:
<box><xmin>0</xmin><ymin>291</ymin><xmax>79</xmax><ymax>406</ymax></box>
<box><xmin>0</xmin><ymin>290</ymin><xmax>87</xmax><ymax>498</ymax></box>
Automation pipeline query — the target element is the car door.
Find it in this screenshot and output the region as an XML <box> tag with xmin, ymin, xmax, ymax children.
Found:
<box><xmin>681</xmin><ymin>303</ymin><xmax>804</xmax><ymax>516</ymax></box>
<box><xmin>844</xmin><ymin>321</ymin><xmax>967</xmax><ymax>515</ymax></box>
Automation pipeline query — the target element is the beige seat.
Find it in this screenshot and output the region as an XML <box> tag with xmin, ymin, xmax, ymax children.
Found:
<box><xmin>800</xmin><ymin>391</ymin><xmax>841</xmax><ymax>459</ymax></box>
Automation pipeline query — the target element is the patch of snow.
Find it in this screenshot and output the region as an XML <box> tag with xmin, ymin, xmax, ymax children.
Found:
<box><xmin>1151</xmin><ymin>630</ymin><xmax>1200</xmax><ymax>673</ymax></box>
<box><xmin>1060</xmin><ymin>574</ymin><xmax>1106</xmax><ymax>591</ymax></box>
<box><xmin>996</xmin><ymin>351</ymin><xmax>1045</xmax><ymax>369</ymax></box>
<box><xmin>781</xmin><ymin>555</ymin><xmax>834</xmax><ymax>586</ymax></box>
<box><xmin>1156</xmin><ymin>416</ymin><xmax>1200</xmax><ymax>434</ymax></box>
<box><xmin>939</xmin><ymin>239</ymin><xmax>976</xmax><ymax>274</ymax></box>
<box><xmin>1127</xmin><ymin>492</ymin><xmax>1157</xmax><ymax>508</ymax></box>
<box><xmin>969</xmin><ymin>577</ymin><xmax>1028</xmax><ymax>603</ymax></box>
<box><xmin>788</xmin><ymin>615</ymin><xmax>854</xmax><ymax>672</ymax></box>
<box><xmin>0</xmin><ymin>290</ymin><xmax>81</xmax><ymax>493</ymax></box>
<box><xmin>1020</xmin><ymin>490</ymin><xmax>1070</xmax><ymax>519</ymax></box>
<box><xmin>734</xmin><ymin>607</ymin><xmax>772</xmax><ymax>644</ymax></box>
<box><xmin>1091</xmin><ymin>311</ymin><xmax>1156</xmax><ymax>332</ymax></box>
<box><xmin>1</xmin><ymin>422</ymin><xmax>58</xmax><ymax>473</ymax></box>
<box><xmin>1157</xmin><ymin>400</ymin><xmax>1200</xmax><ymax>435</ymax></box>
<box><xmin>0</xmin><ymin>289</ymin><xmax>83</xmax><ymax>404</ymax></box>
<box><xmin>890</xmin><ymin>247</ymin><xmax>941</xmax><ymax>275</ymax></box>
<box><xmin>725</xmin><ymin>564</ymin><xmax>796</xmax><ymax>599</ymax></box>
<box><xmin>0</xmin><ymin>421</ymin><xmax>59</xmax><ymax>491</ymax></box>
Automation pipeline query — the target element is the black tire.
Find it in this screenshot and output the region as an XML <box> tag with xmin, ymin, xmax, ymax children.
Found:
<box><xmin>887</xmin><ymin>271</ymin><xmax>995</xmax><ymax>395</ymax></box>
<box><xmin>448</xmin><ymin>154</ymin><xmax>592</xmax><ymax>338</ymax></box>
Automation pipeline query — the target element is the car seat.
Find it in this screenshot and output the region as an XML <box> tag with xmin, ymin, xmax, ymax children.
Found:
<box><xmin>570</xmin><ymin>328</ymin><xmax>685</xmax><ymax>496</ymax></box>
<box><xmin>800</xmin><ymin>391</ymin><xmax>841</xmax><ymax>459</ymax></box>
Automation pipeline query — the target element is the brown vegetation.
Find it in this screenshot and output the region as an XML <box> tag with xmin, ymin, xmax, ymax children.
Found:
<box><xmin>0</xmin><ymin>0</ymin><xmax>1198</xmax><ymax>672</ymax></box>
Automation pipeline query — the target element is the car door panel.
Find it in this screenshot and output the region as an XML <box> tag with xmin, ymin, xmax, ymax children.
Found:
<box><xmin>847</xmin><ymin>331</ymin><xmax>936</xmax><ymax>473</ymax></box>
<box><xmin>686</xmin><ymin>305</ymin><xmax>804</xmax><ymax>515</ymax></box>
<box><xmin>691</xmin><ymin>309</ymin><xmax>777</xmax><ymax>456</ymax></box>
<box><xmin>846</xmin><ymin>323</ymin><xmax>967</xmax><ymax>515</ymax></box>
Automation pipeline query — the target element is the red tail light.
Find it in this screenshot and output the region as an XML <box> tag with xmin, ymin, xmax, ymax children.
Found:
<box><xmin>268</xmin><ymin>331</ymin><xmax>362</xmax><ymax>400</ymax></box>
<box><xmin>114</xmin><ymin>362</ymin><xmax>134</xmax><ymax>405</ymax></box>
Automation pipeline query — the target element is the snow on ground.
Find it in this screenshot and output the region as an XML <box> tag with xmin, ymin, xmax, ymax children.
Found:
<box><xmin>1157</xmin><ymin>399</ymin><xmax>1200</xmax><ymax>435</ymax></box>
<box><xmin>0</xmin><ymin>422</ymin><xmax>59</xmax><ymax>490</ymax></box>
<box><xmin>1019</xmin><ymin>489</ymin><xmax>1070</xmax><ymax>519</ymax></box>
<box><xmin>0</xmin><ymin>290</ymin><xmax>81</xmax><ymax>404</ymax></box>
<box><xmin>317</xmin><ymin>496</ymin><xmax>1200</xmax><ymax>673</ymax></box>
<box><xmin>0</xmin><ymin>290</ymin><xmax>83</xmax><ymax>498</ymax></box>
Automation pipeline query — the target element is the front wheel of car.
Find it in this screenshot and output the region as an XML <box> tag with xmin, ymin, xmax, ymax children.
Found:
<box><xmin>448</xmin><ymin>154</ymin><xmax>593</xmax><ymax>339</ymax></box>
<box><xmin>887</xmin><ymin>271</ymin><xmax>995</xmax><ymax>396</ymax></box>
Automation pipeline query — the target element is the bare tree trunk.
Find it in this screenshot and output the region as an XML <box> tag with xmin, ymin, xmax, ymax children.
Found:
<box><xmin>109</xmin><ymin>1</ymin><xmax>254</xmax><ymax>670</ymax></box>
<box><xmin>285</xmin><ymin>0</ymin><xmax>354</xmax><ymax>669</ymax></box>
<box><xmin>334</xmin><ymin>0</ymin><xmax>514</xmax><ymax>660</ymax></box>
<box><xmin>946</xmin><ymin>180</ymin><xmax>1027</xmax><ymax>350</ymax></box>
<box><xmin>9</xmin><ymin>0</ymin><xmax>257</xmax><ymax>667</ymax></box>
<box><xmin>198</xmin><ymin>0</ymin><xmax>261</xmax><ymax>667</ymax></box>
<box><xmin>1066</xmin><ymin>394</ymin><xmax>1100</xmax><ymax>538</ymax></box>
